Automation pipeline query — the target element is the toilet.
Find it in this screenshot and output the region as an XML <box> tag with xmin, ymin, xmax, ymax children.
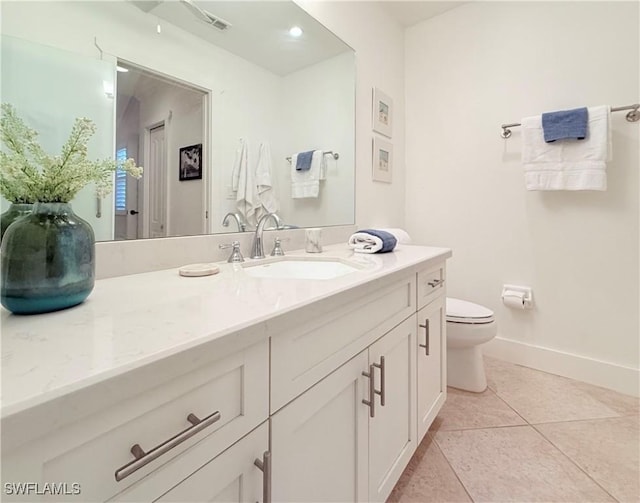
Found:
<box><xmin>446</xmin><ymin>297</ymin><xmax>497</xmax><ymax>393</ymax></box>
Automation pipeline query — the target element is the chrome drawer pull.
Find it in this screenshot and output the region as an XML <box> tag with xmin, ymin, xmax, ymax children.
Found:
<box><xmin>362</xmin><ymin>364</ymin><xmax>376</xmax><ymax>418</ymax></box>
<box><xmin>115</xmin><ymin>410</ymin><xmax>221</xmax><ymax>481</ymax></box>
<box><xmin>254</xmin><ymin>451</ymin><xmax>272</xmax><ymax>503</ymax></box>
<box><xmin>419</xmin><ymin>320</ymin><xmax>430</xmax><ymax>356</ymax></box>
<box><xmin>427</xmin><ymin>279</ymin><xmax>443</xmax><ymax>288</ymax></box>
<box><xmin>373</xmin><ymin>356</ymin><xmax>386</xmax><ymax>407</ymax></box>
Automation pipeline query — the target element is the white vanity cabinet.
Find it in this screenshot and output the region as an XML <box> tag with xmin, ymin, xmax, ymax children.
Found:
<box><xmin>416</xmin><ymin>295</ymin><xmax>447</xmax><ymax>440</ymax></box>
<box><xmin>2</xmin><ymin>339</ymin><xmax>269</xmax><ymax>503</ymax></box>
<box><xmin>116</xmin><ymin>422</ymin><xmax>269</xmax><ymax>503</ymax></box>
<box><xmin>271</xmin><ymin>316</ymin><xmax>416</xmax><ymax>503</ymax></box>
<box><xmin>1</xmin><ymin>248</ymin><xmax>450</xmax><ymax>503</ymax></box>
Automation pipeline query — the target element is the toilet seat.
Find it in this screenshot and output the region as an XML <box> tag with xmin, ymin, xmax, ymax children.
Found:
<box><xmin>446</xmin><ymin>297</ymin><xmax>494</xmax><ymax>324</ymax></box>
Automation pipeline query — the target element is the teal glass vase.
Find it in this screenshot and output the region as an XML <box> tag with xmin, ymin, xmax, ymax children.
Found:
<box><xmin>1</xmin><ymin>202</ymin><xmax>95</xmax><ymax>315</ymax></box>
<box><xmin>0</xmin><ymin>203</ymin><xmax>33</xmax><ymax>243</ymax></box>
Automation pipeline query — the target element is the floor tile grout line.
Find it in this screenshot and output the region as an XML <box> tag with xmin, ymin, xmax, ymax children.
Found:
<box><xmin>529</xmin><ymin>415</ymin><xmax>629</xmax><ymax>427</ymax></box>
<box><xmin>488</xmin><ymin>385</ymin><xmax>531</xmax><ymax>425</ymax></box>
<box><xmin>429</xmin><ymin>432</ymin><xmax>476</xmax><ymax>503</ymax></box>
<box><xmin>529</xmin><ymin>423</ymin><xmax>621</xmax><ymax>502</ymax></box>
<box><xmin>437</xmin><ymin>423</ymin><xmax>530</xmax><ymax>433</ymax></box>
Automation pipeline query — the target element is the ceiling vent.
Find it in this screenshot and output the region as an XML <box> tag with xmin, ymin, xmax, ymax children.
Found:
<box><xmin>179</xmin><ymin>0</ymin><xmax>232</xmax><ymax>31</ymax></box>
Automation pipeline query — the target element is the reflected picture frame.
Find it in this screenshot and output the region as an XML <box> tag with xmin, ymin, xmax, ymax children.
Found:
<box><xmin>372</xmin><ymin>137</ymin><xmax>393</xmax><ymax>183</ymax></box>
<box><xmin>179</xmin><ymin>143</ymin><xmax>203</xmax><ymax>181</ymax></box>
<box><xmin>372</xmin><ymin>87</ymin><xmax>393</xmax><ymax>138</ymax></box>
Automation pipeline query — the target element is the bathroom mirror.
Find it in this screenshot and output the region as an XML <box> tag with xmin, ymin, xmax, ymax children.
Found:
<box><xmin>1</xmin><ymin>1</ymin><xmax>355</xmax><ymax>241</ymax></box>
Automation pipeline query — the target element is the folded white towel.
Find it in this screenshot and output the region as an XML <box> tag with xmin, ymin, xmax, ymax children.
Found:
<box><xmin>255</xmin><ymin>141</ymin><xmax>278</xmax><ymax>220</ymax></box>
<box><xmin>522</xmin><ymin>105</ymin><xmax>611</xmax><ymax>191</ymax></box>
<box><xmin>291</xmin><ymin>150</ymin><xmax>326</xmax><ymax>198</ymax></box>
<box><xmin>348</xmin><ymin>233</ymin><xmax>385</xmax><ymax>253</ymax></box>
<box><xmin>379</xmin><ymin>228</ymin><xmax>412</xmax><ymax>244</ymax></box>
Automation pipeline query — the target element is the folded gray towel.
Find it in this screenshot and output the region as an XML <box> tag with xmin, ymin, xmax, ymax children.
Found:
<box><xmin>295</xmin><ymin>150</ymin><xmax>314</xmax><ymax>171</ymax></box>
<box><xmin>542</xmin><ymin>107</ymin><xmax>588</xmax><ymax>143</ymax></box>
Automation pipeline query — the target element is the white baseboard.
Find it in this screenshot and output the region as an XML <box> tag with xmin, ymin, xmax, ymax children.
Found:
<box><xmin>484</xmin><ymin>337</ymin><xmax>640</xmax><ymax>397</ymax></box>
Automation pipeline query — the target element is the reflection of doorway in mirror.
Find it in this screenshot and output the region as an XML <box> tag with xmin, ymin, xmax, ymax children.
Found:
<box><xmin>115</xmin><ymin>61</ymin><xmax>209</xmax><ymax>240</ymax></box>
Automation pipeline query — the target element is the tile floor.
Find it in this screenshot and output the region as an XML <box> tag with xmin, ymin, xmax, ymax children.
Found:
<box><xmin>389</xmin><ymin>357</ymin><xmax>640</xmax><ymax>503</ymax></box>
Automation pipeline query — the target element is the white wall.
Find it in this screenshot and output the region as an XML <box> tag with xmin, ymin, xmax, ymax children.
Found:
<box><xmin>405</xmin><ymin>2</ymin><xmax>639</xmax><ymax>394</ymax></box>
<box><xmin>279</xmin><ymin>52</ymin><xmax>356</xmax><ymax>228</ymax></box>
<box><xmin>295</xmin><ymin>1</ymin><xmax>406</xmax><ymax>230</ymax></box>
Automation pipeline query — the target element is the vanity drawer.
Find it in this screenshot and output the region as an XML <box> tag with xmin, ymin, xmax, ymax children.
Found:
<box><xmin>270</xmin><ymin>273</ymin><xmax>416</xmax><ymax>412</ymax></box>
<box><xmin>417</xmin><ymin>262</ymin><xmax>446</xmax><ymax>309</ymax></box>
<box><xmin>3</xmin><ymin>339</ymin><xmax>269</xmax><ymax>502</ymax></box>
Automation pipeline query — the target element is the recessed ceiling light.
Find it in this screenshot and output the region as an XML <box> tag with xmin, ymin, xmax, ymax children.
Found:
<box><xmin>289</xmin><ymin>26</ymin><xmax>303</xmax><ymax>38</ymax></box>
<box><xmin>116</xmin><ymin>66</ymin><xmax>129</xmax><ymax>73</ymax></box>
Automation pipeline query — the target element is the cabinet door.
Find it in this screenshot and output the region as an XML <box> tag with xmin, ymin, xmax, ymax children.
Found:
<box><xmin>271</xmin><ymin>351</ymin><xmax>369</xmax><ymax>503</ymax></box>
<box><xmin>416</xmin><ymin>296</ymin><xmax>447</xmax><ymax>440</ymax></box>
<box><xmin>368</xmin><ymin>316</ymin><xmax>416</xmax><ymax>502</ymax></box>
<box><xmin>154</xmin><ymin>422</ymin><xmax>268</xmax><ymax>503</ymax></box>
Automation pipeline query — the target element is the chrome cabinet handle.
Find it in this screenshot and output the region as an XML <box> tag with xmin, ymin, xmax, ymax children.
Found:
<box><xmin>362</xmin><ymin>364</ymin><xmax>375</xmax><ymax>418</ymax></box>
<box><xmin>115</xmin><ymin>410</ymin><xmax>221</xmax><ymax>481</ymax></box>
<box><xmin>373</xmin><ymin>356</ymin><xmax>386</xmax><ymax>407</ymax></box>
<box><xmin>254</xmin><ymin>450</ymin><xmax>272</xmax><ymax>503</ymax></box>
<box><xmin>419</xmin><ymin>319</ymin><xmax>430</xmax><ymax>356</ymax></box>
<box><xmin>427</xmin><ymin>279</ymin><xmax>443</xmax><ymax>288</ymax></box>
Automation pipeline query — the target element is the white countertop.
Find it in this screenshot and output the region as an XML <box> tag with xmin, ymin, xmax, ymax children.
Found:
<box><xmin>1</xmin><ymin>244</ymin><xmax>450</xmax><ymax>419</ymax></box>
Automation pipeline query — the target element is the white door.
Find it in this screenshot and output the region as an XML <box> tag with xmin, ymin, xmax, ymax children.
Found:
<box><xmin>154</xmin><ymin>422</ymin><xmax>268</xmax><ymax>502</ymax></box>
<box><xmin>148</xmin><ymin>124</ymin><xmax>167</xmax><ymax>238</ymax></box>
<box><xmin>368</xmin><ymin>316</ymin><xmax>417</xmax><ymax>502</ymax></box>
<box><xmin>416</xmin><ymin>296</ymin><xmax>446</xmax><ymax>440</ymax></box>
<box><xmin>271</xmin><ymin>351</ymin><xmax>369</xmax><ymax>503</ymax></box>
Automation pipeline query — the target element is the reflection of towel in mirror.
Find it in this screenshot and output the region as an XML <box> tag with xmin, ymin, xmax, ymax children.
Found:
<box><xmin>255</xmin><ymin>141</ymin><xmax>278</xmax><ymax>220</ymax></box>
<box><xmin>234</xmin><ymin>139</ymin><xmax>259</xmax><ymax>227</ymax></box>
<box><xmin>291</xmin><ymin>150</ymin><xmax>327</xmax><ymax>198</ymax></box>
<box><xmin>231</xmin><ymin>138</ymin><xmax>246</xmax><ymax>192</ymax></box>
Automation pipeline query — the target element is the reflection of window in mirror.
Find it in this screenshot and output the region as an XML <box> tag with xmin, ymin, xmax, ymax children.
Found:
<box><xmin>114</xmin><ymin>148</ymin><xmax>128</xmax><ymax>214</ymax></box>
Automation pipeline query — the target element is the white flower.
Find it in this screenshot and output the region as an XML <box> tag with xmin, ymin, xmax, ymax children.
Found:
<box><xmin>0</xmin><ymin>103</ymin><xmax>143</xmax><ymax>203</ymax></box>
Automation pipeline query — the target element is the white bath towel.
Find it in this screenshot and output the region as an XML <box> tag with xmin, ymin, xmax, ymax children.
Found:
<box><xmin>522</xmin><ymin>105</ymin><xmax>611</xmax><ymax>191</ymax></box>
<box><xmin>234</xmin><ymin>139</ymin><xmax>259</xmax><ymax>227</ymax></box>
<box><xmin>255</xmin><ymin>141</ymin><xmax>278</xmax><ymax>220</ymax></box>
<box><xmin>291</xmin><ymin>150</ymin><xmax>326</xmax><ymax>198</ymax></box>
<box><xmin>379</xmin><ymin>228</ymin><xmax>412</xmax><ymax>244</ymax></box>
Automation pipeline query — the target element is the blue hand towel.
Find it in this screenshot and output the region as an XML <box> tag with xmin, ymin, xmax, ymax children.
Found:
<box><xmin>541</xmin><ymin>107</ymin><xmax>588</xmax><ymax>143</ymax></box>
<box><xmin>348</xmin><ymin>229</ymin><xmax>397</xmax><ymax>253</ymax></box>
<box><xmin>295</xmin><ymin>150</ymin><xmax>314</xmax><ymax>171</ymax></box>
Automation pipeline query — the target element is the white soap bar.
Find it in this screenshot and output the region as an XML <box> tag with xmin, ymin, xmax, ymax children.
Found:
<box><xmin>178</xmin><ymin>263</ymin><xmax>220</xmax><ymax>277</ymax></box>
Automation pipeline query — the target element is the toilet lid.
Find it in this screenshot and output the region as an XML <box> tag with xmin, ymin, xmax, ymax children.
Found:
<box><xmin>446</xmin><ymin>297</ymin><xmax>495</xmax><ymax>324</ymax></box>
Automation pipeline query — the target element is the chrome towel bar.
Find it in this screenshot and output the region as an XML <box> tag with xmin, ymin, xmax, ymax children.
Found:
<box><xmin>501</xmin><ymin>103</ymin><xmax>639</xmax><ymax>138</ymax></box>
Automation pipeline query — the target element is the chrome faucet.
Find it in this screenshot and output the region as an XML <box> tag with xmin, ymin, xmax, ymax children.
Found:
<box><xmin>222</xmin><ymin>212</ymin><xmax>246</xmax><ymax>232</ymax></box>
<box><xmin>250</xmin><ymin>213</ymin><xmax>282</xmax><ymax>259</ymax></box>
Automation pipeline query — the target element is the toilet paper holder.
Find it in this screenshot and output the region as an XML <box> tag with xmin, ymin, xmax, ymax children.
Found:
<box><xmin>501</xmin><ymin>284</ymin><xmax>533</xmax><ymax>309</ymax></box>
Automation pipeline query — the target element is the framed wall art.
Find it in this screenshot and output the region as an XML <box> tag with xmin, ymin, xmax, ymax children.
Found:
<box><xmin>372</xmin><ymin>137</ymin><xmax>393</xmax><ymax>183</ymax></box>
<box><xmin>179</xmin><ymin>143</ymin><xmax>203</xmax><ymax>181</ymax></box>
<box><xmin>372</xmin><ymin>87</ymin><xmax>393</xmax><ymax>138</ymax></box>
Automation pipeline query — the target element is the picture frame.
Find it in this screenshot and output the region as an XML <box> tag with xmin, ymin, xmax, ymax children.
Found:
<box><xmin>372</xmin><ymin>137</ymin><xmax>393</xmax><ymax>183</ymax></box>
<box><xmin>372</xmin><ymin>87</ymin><xmax>393</xmax><ymax>138</ymax></box>
<box><xmin>179</xmin><ymin>143</ymin><xmax>203</xmax><ymax>181</ymax></box>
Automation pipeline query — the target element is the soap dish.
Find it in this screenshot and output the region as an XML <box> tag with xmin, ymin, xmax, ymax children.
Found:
<box><xmin>178</xmin><ymin>263</ymin><xmax>220</xmax><ymax>277</ymax></box>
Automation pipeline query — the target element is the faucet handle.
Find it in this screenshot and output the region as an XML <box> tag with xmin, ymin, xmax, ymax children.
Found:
<box><xmin>219</xmin><ymin>241</ymin><xmax>245</xmax><ymax>263</ymax></box>
<box><xmin>270</xmin><ymin>236</ymin><xmax>290</xmax><ymax>257</ymax></box>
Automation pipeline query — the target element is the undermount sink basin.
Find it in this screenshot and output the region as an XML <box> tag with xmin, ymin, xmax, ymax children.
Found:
<box><xmin>243</xmin><ymin>257</ymin><xmax>362</xmax><ymax>280</ymax></box>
